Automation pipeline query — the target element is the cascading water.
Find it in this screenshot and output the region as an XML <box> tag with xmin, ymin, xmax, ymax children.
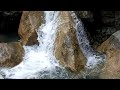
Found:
<box><xmin>0</xmin><ymin>11</ymin><xmax>74</xmax><ymax>79</ymax></box>
<box><xmin>0</xmin><ymin>11</ymin><xmax>105</xmax><ymax>79</ymax></box>
<box><xmin>70</xmin><ymin>11</ymin><xmax>105</xmax><ymax>69</ymax></box>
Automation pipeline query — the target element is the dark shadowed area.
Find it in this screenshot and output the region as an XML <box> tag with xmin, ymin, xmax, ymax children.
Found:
<box><xmin>0</xmin><ymin>11</ymin><xmax>22</xmax><ymax>43</ymax></box>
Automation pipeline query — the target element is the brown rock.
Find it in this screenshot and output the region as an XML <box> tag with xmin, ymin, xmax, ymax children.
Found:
<box><xmin>0</xmin><ymin>42</ymin><xmax>24</xmax><ymax>67</ymax></box>
<box><xmin>54</xmin><ymin>11</ymin><xmax>86</xmax><ymax>72</ymax></box>
<box><xmin>18</xmin><ymin>11</ymin><xmax>44</xmax><ymax>45</ymax></box>
<box><xmin>98</xmin><ymin>30</ymin><xmax>120</xmax><ymax>79</ymax></box>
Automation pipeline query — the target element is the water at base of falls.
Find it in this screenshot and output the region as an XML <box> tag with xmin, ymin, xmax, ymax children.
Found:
<box><xmin>0</xmin><ymin>45</ymin><xmax>78</xmax><ymax>79</ymax></box>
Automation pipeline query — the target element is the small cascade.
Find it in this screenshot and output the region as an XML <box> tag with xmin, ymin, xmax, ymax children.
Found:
<box><xmin>70</xmin><ymin>11</ymin><xmax>105</xmax><ymax>69</ymax></box>
<box><xmin>0</xmin><ymin>11</ymin><xmax>73</xmax><ymax>79</ymax></box>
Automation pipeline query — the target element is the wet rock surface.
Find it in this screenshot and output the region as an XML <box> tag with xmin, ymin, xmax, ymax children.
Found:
<box><xmin>0</xmin><ymin>42</ymin><xmax>24</xmax><ymax>67</ymax></box>
<box><xmin>98</xmin><ymin>30</ymin><xmax>120</xmax><ymax>79</ymax></box>
<box><xmin>54</xmin><ymin>11</ymin><xmax>86</xmax><ymax>72</ymax></box>
<box><xmin>18</xmin><ymin>11</ymin><xmax>44</xmax><ymax>46</ymax></box>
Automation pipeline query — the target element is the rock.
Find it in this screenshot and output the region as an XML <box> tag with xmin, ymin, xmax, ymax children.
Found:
<box><xmin>92</xmin><ymin>27</ymin><xmax>116</xmax><ymax>49</ymax></box>
<box><xmin>54</xmin><ymin>11</ymin><xmax>86</xmax><ymax>72</ymax></box>
<box><xmin>97</xmin><ymin>30</ymin><xmax>120</xmax><ymax>79</ymax></box>
<box><xmin>101</xmin><ymin>11</ymin><xmax>115</xmax><ymax>17</ymax></box>
<box><xmin>101</xmin><ymin>11</ymin><xmax>115</xmax><ymax>26</ymax></box>
<box><xmin>102</xmin><ymin>17</ymin><xmax>115</xmax><ymax>26</ymax></box>
<box><xmin>18</xmin><ymin>11</ymin><xmax>44</xmax><ymax>45</ymax></box>
<box><xmin>0</xmin><ymin>42</ymin><xmax>24</xmax><ymax>67</ymax></box>
<box><xmin>75</xmin><ymin>11</ymin><xmax>93</xmax><ymax>21</ymax></box>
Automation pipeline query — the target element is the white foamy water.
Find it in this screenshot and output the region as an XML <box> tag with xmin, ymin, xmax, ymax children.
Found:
<box><xmin>0</xmin><ymin>11</ymin><xmax>70</xmax><ymax>79</ymax></box>
<box><xmin>70</xmin><ymin>11</ymin><xmax>105</xmax><ymax>69</ymax></box>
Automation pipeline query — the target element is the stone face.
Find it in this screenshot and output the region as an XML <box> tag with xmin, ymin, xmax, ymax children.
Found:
<box><xmin>0</xmin><ymin>42</ymin><xmax>24</xmax><ymax>67</ymax></box>
<box><xmin>97</xmin><ymin>30</ymin><xmax>120</xmax><ymax>79</ymax></box>
<box><xmin>54</xmin><ymin>11</ymin><xmax>86</xmax><ymax>72</ymax></box>
<box><xmin>18</xmin><ymin>11</ymin><xmax>44</xmax><ymax>45</ymax></box>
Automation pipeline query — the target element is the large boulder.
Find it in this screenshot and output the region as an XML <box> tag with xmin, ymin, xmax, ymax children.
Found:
<box><xmin>0</xmin><ymin>42</ymin><xmax>24</xmax><ymax>67</ymax></box>
<box><xmin>54</xmin><ymin>11</ymin><xmax>86</xmax><ymax>72</ymax></box>
<box><xmin>18</xmin><ymin>11</ymin><xmax>44</xmax><ymax>45</ymax></box>
<box><xmin>97</xmin><ymin>30</ymin><xmax>120</xmax><ymax>79</ymax></box>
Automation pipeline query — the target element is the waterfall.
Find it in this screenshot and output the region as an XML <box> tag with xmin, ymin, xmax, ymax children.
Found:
<box><xmin>0</xmin><ymin>11</ymin><xmax>105</xmax><ymax>79</ymax></box>
<box><xmin>0</xmin><ymin>11</ymin><xmax>72</xmax><ymax>79</ymax></box>
<box><xmin>70</xmin><ymin>11</ymin><xmax>105</xmax><ymax>69</ymax></box>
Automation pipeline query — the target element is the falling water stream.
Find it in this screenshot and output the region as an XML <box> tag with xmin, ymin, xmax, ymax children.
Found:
<box><xmin>70</xmin><ymin>11</ymin><xmax>105</xmax><ymax>69</ymax></box>
<box><xmin>70</xmin><ymin>11</ymin><xmax>105</xmax><ymax>78</ymax></box>
<box><xmin>0</xmin><ymin>11</ymin><xmax>105</xmax><ymax>79</ymax></box>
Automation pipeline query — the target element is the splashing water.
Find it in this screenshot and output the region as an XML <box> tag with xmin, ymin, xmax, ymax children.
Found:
<box><xmin>0</xmin><ymin>11</ymin><xmax>74</xmax><ymax>79</ymax></box>
<box><xmin>70</xmin><ymin>11</ymin><xmax>105</xmax><ymax>69</ymax></box>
